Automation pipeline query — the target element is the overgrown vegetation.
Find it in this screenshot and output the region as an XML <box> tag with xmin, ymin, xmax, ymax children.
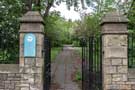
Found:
<box><xmin>45</xmin><ymin>11</ymin><xmax>74</xmax><ymax>47</ymax></box>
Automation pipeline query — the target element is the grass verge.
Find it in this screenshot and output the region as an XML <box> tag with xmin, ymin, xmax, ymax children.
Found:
<box><xmin>75</xmin><ymin>70</ymin><xmax>82</xmax><ymax>81</ymax></box>
<box><xmin>51</xmin><ymin>47</ymin><xmax>62</xmax><ymax>62</ymax></box>
<box><xmin>75</xmin><ymin>47</ymin><xmax>82</xmax><ymax>58</ymax></box>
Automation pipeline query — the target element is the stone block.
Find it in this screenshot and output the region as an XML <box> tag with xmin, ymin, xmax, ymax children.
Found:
<box><xmin>19</xmin><ymin>67</ymin><xmax>25</xmax><ymax>73</ymax></box>
<box><xmin>5</xmin><ymin>83</ymin><xmax>14</xmax><ymax>89</ymax></box>
<box><xmin>25</xmin><ymin>58</ymin><xmax>35</xmax><ymax>67</ymax></box>
<box><xmin>35</xmin><ymin>67</ymin><xmax>42</xmax><ymax>73</ymax></box>
<box><xmin>114</xmin><ymin>81</ymin><xmax>126</xmax><ymax>84</ymax></box>
<box><xmin>104</xmin><ymin>46</ymin><xmax>127</xmax><ymax>58</ymax></box>
<box><xmin>102</xmin><ymin>23</ymin><xmax>128</xmax><ymax>34</ymax></box>
<box><xmin>0</xmin><ymin>81</ymin><xmax>5</xmax><ymax>88</ymax></box>
<box><xmin>20</xmin><ymin>33</ymin><xmax>25</xmax><ymax>45</ymax></box>
<box><xmin>19</xmin><ymin>58</ymin><xmax>24</xmax><ymax>67</ymax></box>
<box><xmin>106</xmin><ymin>84</ymin><xmax>120</xmax><ymax>89</ymax></box>
<box><xmin>123</xmin><ymin>59</ymin><xmax>128</xmax><ymax>65</ymax></box>
<box><xmin>131</xmin><ymin>84</ymin><xmax>135</xmax><ymax>89</ymax></box>
<box><xmin>36</xmin><ymin>58</ymin><xmax>43</xmax><ymax>67</ymax></box>
<box><xmin>28</xmin><ymin>77</ymin><xmax>34</xmax><ymax>84</ymax></box>
<box><xmin>30</xmin><ymin>85</ymin><xmax>39</xmax><ymax>90</ymax></box>
<box><xmin>104</xmin><ymin>75</ymin><xmax>112</xmax><ymax>84</ymax></box>
<box><xmin>16</xmin><ymin>73</ymin><xmax>22</xmax><ymax>77</ymax></box>
<box><xmin>21</xmin><ymin>87</ymin><xmax>30</xmax><ymax>90</ymax></box>
<box><xmin>22</xmin><ymin>74</ymin><xmax>34</xmax><ymax>84</ymax></box>
<box><xmin>104</xmin><ymin>59</ymin><xmax>111</xmax><ymax>65</ymax></box>
<box><xmin>24</xmin><ymin>67</ymin><xmax>36</xmax><ymax>73</ymax></box>
<box><xmin>15</xmin><ymin>86</ymin><xmax>21</xmax><ymax>90</ymax></box>
<box><xmin>0</xmin><ymin>74</ymin><xmax>7</xmax><ymax>80</ymax></box>
<box><xmin>103</xmin><ymin>35</ymin><xmax>127</xmax><ymax>47</ymax></box>
<box><xmin>105</xmin><ymin>66</ymin><xmax>117</xmax><ymax>74</ymax></box>
<box><xmin>117</xmin><ymin>66</ymin><xmax>128</xmax><ymax>73</ymax></box>
<box><xmin>19</xmin><ymin>45</ymin><xmax>24</xmax><ymax>57</ymax></box>
<box><xmin>36</xmin><ymin>45</ymin><xmax>43</xmax><ymax>58</ymax></box>
<box><xmin>35</xmin><ymin>73</ymin><xmax>42</xmax><ymax>84</ymax></box>
<box><xmin>20</xmin><ymin>23</ymin><xmax>43</xmax><ymax>33</ymax></box>
<box><xmin>111</xmin><ymin>59</ymin><xmax>122</xmax><ymax>65</ymax></box>
<box><xmin>126</xmin><ymin>81</ymin><xmax>135</xmax><ymax>84</ymax></box>
<box><xmin>24</xmin><ymin>67</ymin><xmax>42</xmax><ymax>74</ymax></box>
<box><xmin>112</xmin><ymin>74</ymin><xmax>122</xmax><ymax>82</ymax></box>
<box><xmin>4</xmin><ymin>81</ymin><xmax>10</xmax><ymax>84</ymax></box>
<box><xmin>120</xmin><ymin>84</ymin><xmax>131</xmax><ymax>89</ymax></box>
<box><xmin>112</xmin><ymin>74</ymin><xmax>127</xmax><ymax>82</ymax></box>
<box><xmin>35</xmin><ymin>34</ymin><xmax>44</xmax><ymax>45</ymax></box>
<box><xmin>122</xmin><ymin>74</ymin><xmax>128</xmax><ymax>81</ymax></box>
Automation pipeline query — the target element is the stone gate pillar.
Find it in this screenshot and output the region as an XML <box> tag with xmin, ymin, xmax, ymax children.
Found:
<box><xmin>19</xmin><ymin>11</ymin><xmax>44</xmax><ymax>90</ymax></box>
<box><xmin>101</xmin><ymin>11</ymin><xmax>128</xmax><ymax>90</ymax></box>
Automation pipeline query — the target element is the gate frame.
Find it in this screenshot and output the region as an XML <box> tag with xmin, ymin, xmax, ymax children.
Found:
<box><xmin>81</xmin><ymin>35</ymin><xmax>102</xmax><ymax>90</ymax></box>
<box><xmin>43</xmin><ymin>37</ymin><xmax>51</xmax><ymax>90</ymax></box>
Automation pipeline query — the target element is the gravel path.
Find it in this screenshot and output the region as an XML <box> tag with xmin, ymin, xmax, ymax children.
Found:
<box><xmin>51</xmin><ymin>45</ymin><xmax>81</xmax><ymax>90</ymax></box>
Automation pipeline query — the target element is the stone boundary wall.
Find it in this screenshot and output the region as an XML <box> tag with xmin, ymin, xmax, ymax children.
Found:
<box><xmin>0</xmin><ymin>73</ymin><xmax>21</xmax><ymax>90</ymax></box>
<box><xmin>0</xmin><ymin>64</ymin><xmax>21</xmax><ymax>90</ymax></box>
<box><xmin>0</xmin><ymin>64</ymin><xmax>40</xmax><ymax>90</ymax></box>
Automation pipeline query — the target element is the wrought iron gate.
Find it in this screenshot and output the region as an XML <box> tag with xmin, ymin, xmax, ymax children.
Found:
<box><xmin>128</xmin><ymin>33</ymin><xmax>135</xmax><ymax>68</ymax></box>
<box><xmin>81</xmin><ymin>36</ymin><xmax>102</xmax><ymax>90</ymax></box>
<box><xmin>44</xmin><ymin>37</ymin><xmax>51</xmax><ymax>90</ymax></box>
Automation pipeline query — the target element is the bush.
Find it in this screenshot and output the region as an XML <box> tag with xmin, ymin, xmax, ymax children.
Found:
<box><xmin>72</xmin><ymin>41</ymin><xmax>80</xmax><ymax>47</ymax></box>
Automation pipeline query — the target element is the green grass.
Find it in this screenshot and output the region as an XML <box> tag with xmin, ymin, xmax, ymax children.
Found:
<box><xmin>51</xmin><ymin>47</ymin><xmax>62</xmax><ymax>62</ymax></box>
<box><xmin>74</xmin><ymin>47</ymin><xmax>82</xmax><ymax>81</ymax></box>
<box><xmin>75</xmin><ymin>70</ymin><xmax>82</xmax><ymax>81</ymax></box>
<box><xmin>75</xmin><ymin>47</ymin><xmax>82</xmax><ymax>58</ymax></box>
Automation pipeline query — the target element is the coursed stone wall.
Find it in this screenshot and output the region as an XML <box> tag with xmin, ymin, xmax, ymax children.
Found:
<box><xmin>0</xmin><ymin>64</ymin><xmax>43</xmax><ymax>90</ymax></box>
<box><xmin>101</xmin><ymin>11</ymin><xmax>135</xmax><ymax>90</ymax></box>
<box><xmin>0</xmin><ymin>73</ymin><xmax>21</xmax><ymax>90</ymax></box>
<box><xmin>0</xmin><ymin>64</ymin><xmax>21</xmax><ymax>90</ymax></box>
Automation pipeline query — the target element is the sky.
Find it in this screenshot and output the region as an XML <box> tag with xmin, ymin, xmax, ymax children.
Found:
<box><xmin>50</xmin><ymin>0</ymin><xmax>127</xmax><ymax>21</ymax></box>
<box><xmin>50</xmin><ymin>3</ymin><xmax>93</xmax><ymax>21</ymax></box>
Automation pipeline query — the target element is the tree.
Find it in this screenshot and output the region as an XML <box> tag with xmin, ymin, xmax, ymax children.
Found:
<box><xmin>127</xmin><ymin>0</ymin><xmax>135</xmax><ymax>31</ymax></box>
<box><xmin>73</xmin><ymin>14</ymin><xmax>100</xmax><ymax>40</ymax></box>
<box><xmin>0</xmin><ymin>0</ymin><xmax>22</xmax><ymax>62</ymax></box>
<box><xmin>44</xmin><ymin>11</ymin><xmax>75</xmax><ymax>46</ymax></box>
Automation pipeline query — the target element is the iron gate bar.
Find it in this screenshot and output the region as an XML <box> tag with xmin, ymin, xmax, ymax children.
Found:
<box><xmin>128</xmin><ymin>33</ymin><xmax>135</xmax><ymax>68</ymax></box>
<box><xmin>44</xmin><ymin>37</ymin><xmax>51</xmax><ymax>90</ymax></box>
<box><xmin>89</xmin><ymin>36</ymin><xmax>94</xmax><ymax>89</ymax></box>
<box><xmin>132</xmin><ymin>33</ymin><xmax>133</xmax><ymax>66</ymax></box>
<box><xmin>81</xmin><ymin>36</ymin><xmax>102</xmax><ymax>90</ymax></box>
<box><xmin>100</xmin><ymin>36</ymin><xmax>103</xmax><ymax>89</ymax></box>
<box><xmin>86</xmin><ymin>39</ymin><xmax>89</xmax><ymax>90</ymax></box>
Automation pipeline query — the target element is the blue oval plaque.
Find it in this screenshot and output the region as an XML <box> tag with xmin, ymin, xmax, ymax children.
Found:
<box><xmin>24</xmin><ymin>33</ymin><xmax>36</xmax><ymax>57</ymax></box>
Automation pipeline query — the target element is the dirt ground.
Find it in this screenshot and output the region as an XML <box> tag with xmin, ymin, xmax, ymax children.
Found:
<box><xmin>51</xmin><ymin>45</ymin><xmax>82</xmax><ymax>90</ymax></box>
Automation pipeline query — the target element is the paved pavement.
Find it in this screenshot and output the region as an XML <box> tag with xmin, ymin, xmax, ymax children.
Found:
<box><xmin>51</xmin><ymin>45</ymin><xmax>81</xmax><ymax>90</ymax></box>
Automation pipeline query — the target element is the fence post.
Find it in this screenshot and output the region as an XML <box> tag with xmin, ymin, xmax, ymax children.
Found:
<box><xmin>101</xmin><ymin>11</ymin><xmax>129</xmax><ymax>90</ymax></box>
<box><xmin>19</xmin><ymin>11</ymin><xmax>44</xmax><ymax>90</ymax></box>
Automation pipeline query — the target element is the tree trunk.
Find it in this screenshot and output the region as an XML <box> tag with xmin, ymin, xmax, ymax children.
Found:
<box><xmin>44</xmin><ymin>0</ymin><xmax>54</xmax><ymax>18</ymax></box>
